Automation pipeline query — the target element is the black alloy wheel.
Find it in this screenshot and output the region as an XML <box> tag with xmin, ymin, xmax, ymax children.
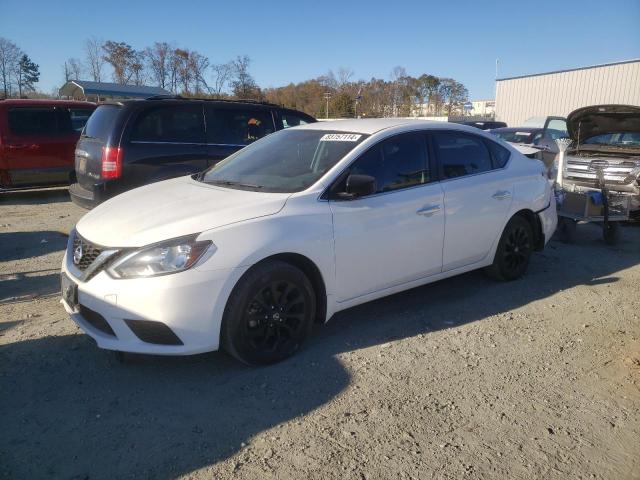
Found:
<box><xmin>222</xmin><ymin>261</ymin><xmax>315</xmax><ymax>365</ymax></box>
<box><xmin>243</xmin><ymin>280</ymin><xmax>307</xmax><ymax>355</ymax></box>
<box><xmin>486</xmin><ymin>215</ymin><xmax>533</xmax><ymax>281</ymax></box>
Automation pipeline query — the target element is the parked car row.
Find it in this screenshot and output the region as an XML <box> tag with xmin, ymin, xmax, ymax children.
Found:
<box><xmin>4</xmin><ymin>94</ymin><xmax>636</xmax><ymax>365</ymax></box>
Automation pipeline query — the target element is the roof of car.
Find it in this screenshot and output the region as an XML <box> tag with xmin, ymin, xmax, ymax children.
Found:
<box><xmin>0</xmin><ymin>99</ymin><xmax>95</xmax><ymax>108</ymax></box>
<box><xmin>295</xmin><ymin>118</ymin><xmax>458</xmax><ymax>135</ymax></box>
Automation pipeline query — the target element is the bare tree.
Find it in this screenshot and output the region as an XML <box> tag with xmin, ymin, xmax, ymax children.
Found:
<box><xmin>189</xmin><ymin>51</ymin><xmax>209</xmax><ymax>94</ymax></box>
<box><xmin>336</xmin><ymin>67</ymin><xmax>354</xmax><ymax>88</ymax></box>
<box><xmin>210</xmin><ymin>61</ymin><xmax>233</xmax><ymax>96</ymax></box>
<box><xmin>231</xmin><ymin>55</ymin><xmax>260</xmax><ymax>99</ymax></box>
<box><xmin>145</xmin><ymin>42</ymin><xmax>172</xmax><ymax>89</ymax></box>
<box><xmin>0</xmin><ymin>37</ymin><xmax>22</xmax><ymax>97</ymax></box>
<box><xmin>85</xmin><ymin>37</ymin><xmax>105</xmax><ymax>82</ymax></box>
<box><xmin>65</xmin><ymin>58</ymin><xmax>83</xmax><ymax>80</ymax></box>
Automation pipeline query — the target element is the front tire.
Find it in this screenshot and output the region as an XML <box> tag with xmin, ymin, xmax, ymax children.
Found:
<box><xmin>485</xmin><ymin>216</ymin><xmax>533</xmax><ymax>281</ymax></box>
<box><xmin>221</xmin><ymin>261</ymin><xmax>316</xmax><ymax>366</ymax></box>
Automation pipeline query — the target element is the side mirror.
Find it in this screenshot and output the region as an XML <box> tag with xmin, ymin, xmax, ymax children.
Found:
<box><xmin>336</xmin><ymin>174</ymin><xmax>376</xmax><ymax>199</ymax></box>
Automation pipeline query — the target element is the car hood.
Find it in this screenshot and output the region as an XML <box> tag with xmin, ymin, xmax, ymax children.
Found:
<box><xmin>567</xmin><ymin>104</ymin><xmax>640</xmax><ymax>143</ymax></box>
<box><xmin>76</xmin><ymin>176</ymin><xmax>290</xmax><ymax>247</ymax></box>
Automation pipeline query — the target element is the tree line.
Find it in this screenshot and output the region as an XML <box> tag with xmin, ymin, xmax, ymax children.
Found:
<box><xmin>63</xmin><ymin>38</ymin><xmax>260</xmax><ymax>100</ymax></box>
<box><xmin>63</xmin><ymin>38</ymin><xmax>469</xmax><ymax>117</ymax></box>
<box><xmin>0</xmin><ymin>37</ymin><xmax>41</xmax><ymax>98</ymax></box>
<box><xmin>2</xmin><ymin>36</ymin><xmax>470</xmax><ymax>118</ymax></box>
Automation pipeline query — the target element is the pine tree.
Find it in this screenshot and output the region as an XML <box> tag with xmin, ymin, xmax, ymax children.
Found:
<box><xmin>17</xmin><ymin>54</ymin><xmax>39</xmax><ymax>97</ymax></box>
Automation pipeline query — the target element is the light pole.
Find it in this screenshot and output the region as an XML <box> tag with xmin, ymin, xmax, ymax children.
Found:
<box><xmin>324</xmin><ymin>92</ymin><xmax>332</xmax><ymax>119</ymax></box>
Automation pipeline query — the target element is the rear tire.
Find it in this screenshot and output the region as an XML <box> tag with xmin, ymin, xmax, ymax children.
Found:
<box><xmin>221</xmin><ymin>261</ymin><xmax>316</xmax><ymax>366</ymax></box>
<box><xmin>485</xmin><ymin>216</ymin><xmax>533</xmax><ymax>281</ymax></box>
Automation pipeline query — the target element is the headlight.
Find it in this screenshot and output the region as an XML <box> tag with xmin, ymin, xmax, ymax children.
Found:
<box><xmin>107</xmin><ymin>235</ymin><xmax>213</xmax><ymax>279</ymax></box>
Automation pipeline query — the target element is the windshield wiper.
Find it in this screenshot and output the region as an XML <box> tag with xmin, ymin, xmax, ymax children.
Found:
<box><xmin>208</xmin><ymin>179</ymin><xmax>264</xmax><ymax>189</ymax></box>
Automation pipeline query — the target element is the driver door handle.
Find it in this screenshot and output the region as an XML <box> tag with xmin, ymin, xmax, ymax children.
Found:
<box><xmin>416</xmin><ymin>205</ymin><xmax>441</xmax><ymax>217</ymax></box>
<box><xmin>492</xmin><ymin>190</ymin><xmax>512</xmax><ymax>200</ymax></box>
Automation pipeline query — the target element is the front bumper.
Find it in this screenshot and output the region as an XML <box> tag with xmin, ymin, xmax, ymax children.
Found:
<box><xmin>61</xmin><ymin>252</ymin><xmax>246</xmax><ymax>355</ymax></box>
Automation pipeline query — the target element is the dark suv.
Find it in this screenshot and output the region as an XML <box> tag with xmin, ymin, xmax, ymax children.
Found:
<box><xmin>69</xmin><ymin>97</ymin><xmax>316</xmax><ymax>208</ymax></box>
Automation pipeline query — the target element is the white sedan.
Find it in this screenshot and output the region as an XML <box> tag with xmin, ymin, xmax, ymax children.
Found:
<box><xmin>61</xmin><ymin>119</ymin><xmax>557</xmax><ymax>365</ymax></box>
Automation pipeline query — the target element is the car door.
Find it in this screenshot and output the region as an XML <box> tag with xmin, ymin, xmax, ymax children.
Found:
<box><xmin>125</xmin><ymin>103</ymin><xmax>207</xmax><ymax>185</ymax></box>
<box><xmin>205</xmin><ymin>106</ymin><xmax>276</xmax><ymax>166</ymax></box>
<box><xmin>329</xmin><ymin>132</ymin><xmax>445</xmax><ymax>302</ymax></box>
<box><xmin>4</xmin><ymin>106</ymin><xmax>68</xmax><ymax>186</ymax></box>
<box><xmin>432</xmin><ymin>131</ymin><xmax>513</xmax><ymax>271</ymax></box>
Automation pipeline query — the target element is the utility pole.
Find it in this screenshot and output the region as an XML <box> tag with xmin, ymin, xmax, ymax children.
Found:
<box><xmin>324</xmin><ymin>92</ymin><xmax>332</xmax><ymax>119</ymax></box>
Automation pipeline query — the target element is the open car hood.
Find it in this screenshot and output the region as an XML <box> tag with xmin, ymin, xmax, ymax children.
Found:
<box><xmin>567</xmin><ymin>104</ymin><xmax>640</xmax><ymax>143</ymax></box>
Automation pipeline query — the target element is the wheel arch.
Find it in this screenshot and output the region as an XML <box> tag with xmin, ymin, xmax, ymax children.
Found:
<box><xmin>243</xmin><ymin>252</ymin><xmax>328</xmax><ymax>324</ymax></box>
<box><xmin>512</xmin><ymin>208</ymin><xmax>544</xmax><ymax>251</ymax></box>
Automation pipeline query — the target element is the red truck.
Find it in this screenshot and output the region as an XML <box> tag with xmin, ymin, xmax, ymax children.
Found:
<box><xmin>0</xmin><ymin>99</ymin><xmax>96</xmax><ymax>190</ymax></box>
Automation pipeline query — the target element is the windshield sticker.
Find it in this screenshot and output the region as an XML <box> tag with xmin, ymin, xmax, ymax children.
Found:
<box><xmin>320</xmin><ymin>133</ymin><xmax>362</xmax><ymax>142</ymax></box>
<box><xmin>516</xmin><ymin>132</ymin><xmax>530</xmax><ymax>136</ymax></box>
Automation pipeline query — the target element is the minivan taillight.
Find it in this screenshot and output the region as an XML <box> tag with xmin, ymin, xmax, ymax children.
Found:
<box><xmin>101</xmin><ymin>146</ymin><xmax>123</xmax><ymax>179</ymax></box>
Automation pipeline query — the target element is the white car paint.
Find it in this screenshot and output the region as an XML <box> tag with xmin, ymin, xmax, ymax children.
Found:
<box><xmin>61</xmin><ymin>119</ymin><xmax>557</xmax><ymax>355</ymax></box>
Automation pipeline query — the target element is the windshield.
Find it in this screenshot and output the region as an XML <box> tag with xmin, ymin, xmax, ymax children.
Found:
<box><xmin>583</xmin><ymin>132</ymin><xmax>640</xmax><ymax>146</ymax></box>
<box><xmin>200</xmin><ymin>129</ymin><xmax>368</xmax><ymax>192</ymax></box>
<box><xmin>492</xmin><ymin>130</ymin><xmax>537</xmax><ymax>144</ymax></box>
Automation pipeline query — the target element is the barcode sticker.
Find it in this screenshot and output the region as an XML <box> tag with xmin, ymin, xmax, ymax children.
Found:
<box><xmin>320</xmin><ymin>133</ymin><xmax>362</xmax><ymax>142</ymax></box>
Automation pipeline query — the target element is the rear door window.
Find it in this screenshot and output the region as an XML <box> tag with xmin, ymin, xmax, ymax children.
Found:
<box><xmin>130</xmin><ymin>105</ymin><xmax>204</xmax><ymax>143</ymax></box>
<box><xmin>206</xmin><ymin>107</ymin><xmax>275</xmax><ymax>145</ymax></box>
<box><xmin>432</xmin><ymin>132</ymin><xmax>493</xmax><ymax>179</ymax></box>
<box><xmin>8</xmin><ymin>108</ymin><xmax>57</xmax><ymax>136</ymax></box>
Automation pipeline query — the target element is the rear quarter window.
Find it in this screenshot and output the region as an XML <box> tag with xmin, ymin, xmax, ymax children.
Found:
<box><xmin>486</xmin><ymin>139</ymin><xmax>511</xmax><ymax>168</ymax></box>
<box><xmin>83</xmin><ymin>105</ymin><xmax>121</xmax><ymax>141</ymax></box>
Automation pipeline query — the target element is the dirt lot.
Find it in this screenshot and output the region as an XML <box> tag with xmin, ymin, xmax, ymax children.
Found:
<box><xmin>1</xmin><ymin>188</ymin><xmax>639</xmax><ymax>480</ymax></box>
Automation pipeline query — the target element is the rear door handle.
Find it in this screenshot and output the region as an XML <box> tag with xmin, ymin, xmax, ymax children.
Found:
<box><xmin>416</xmin><ymin>205</ymin><xmax>441</xmax><ymax>217</ymax></box>
<box><xmin>492</xmin><ymin>190</ymin><xmax>512</xmax><ymax>200</ymax></box>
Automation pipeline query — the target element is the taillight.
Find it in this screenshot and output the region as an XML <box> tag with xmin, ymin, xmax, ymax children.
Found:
<box><xmin>101</xmin><ymin>146</ymin><xmax>123</xmax><ymax>179</ymax></box>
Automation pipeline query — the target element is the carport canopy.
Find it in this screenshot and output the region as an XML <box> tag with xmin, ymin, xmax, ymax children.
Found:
<box><xmin>59</xmin><ymin>80</ymin><xmax>170</xmax><ymax>100</ymax></box>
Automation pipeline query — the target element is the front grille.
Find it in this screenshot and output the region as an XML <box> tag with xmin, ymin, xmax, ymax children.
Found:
<box><xmin>72</xmin><ymin>234</ymin><xmax>103</xmax><ymax>271</ymax></box>
<box><xmin>564</xmin><ymin>156</ymin><xmax>637</xmax><ymax>186</ymax></box>
<box><xmin>80</xmin><ymin>305</ymin><xmax>116</xmax><ymax>337</ymax></box>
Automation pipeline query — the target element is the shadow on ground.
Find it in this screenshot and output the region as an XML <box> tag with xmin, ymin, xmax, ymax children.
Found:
<box><xmin>1</xmin><ymin>224</ymin><xmax>639</xmax><ymax>479</ymax></box>
<box><xmin>0</xmin><ymin>231</ymin><xmax>68</xmax><ymax>263</ymax></box>
<box><xmin>0</xmin><ymin>187</ymin><xmax>70</xmax><ymax>206</ymax></box>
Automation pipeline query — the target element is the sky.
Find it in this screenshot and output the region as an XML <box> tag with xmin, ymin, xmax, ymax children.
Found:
<box><xmin>1</xmin><ymin>0</ymin><xmax>639</xmax><ymax>100</ymax></box>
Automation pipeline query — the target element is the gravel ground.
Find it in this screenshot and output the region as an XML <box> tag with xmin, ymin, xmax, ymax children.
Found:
<box><xmin>1</xmin><ymin>188</ymin><xmax>639</xmax><ymax>480</ymax></box>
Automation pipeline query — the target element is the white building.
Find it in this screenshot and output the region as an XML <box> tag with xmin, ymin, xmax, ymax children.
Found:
<box><xmin>470</xmin><ymin>100</ymin><xmax>495</xmax><ymax>117</ymax></box>
<box><xmin>495</xmin><ymin>59</ymin><xmax>640</xmax><ymax>126</ymax></box>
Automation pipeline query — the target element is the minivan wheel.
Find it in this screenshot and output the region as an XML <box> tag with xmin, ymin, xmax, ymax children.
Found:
<box><xmin>485</xmin><ymin>216</ymin><xmax>533</xmax><ymax>281</ymax></box>
<box><xmin>222</xmin><ymin>261</ymin><xmax>315</xmax><ymax>366</ymax></box>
